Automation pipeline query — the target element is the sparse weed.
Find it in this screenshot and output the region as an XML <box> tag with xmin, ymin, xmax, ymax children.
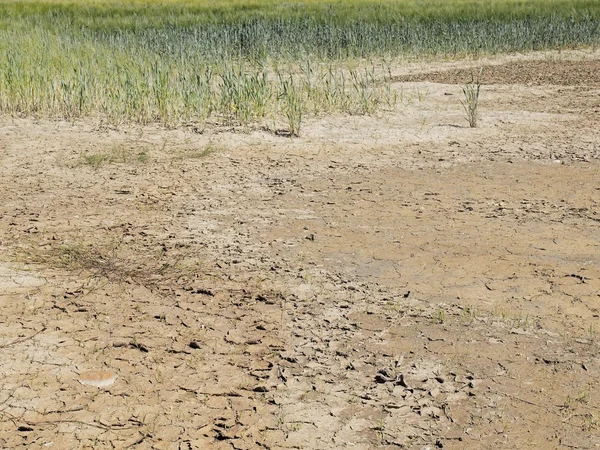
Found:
<box><xmin>20</xmin><ymin>238</ymin><xmax>199</xmax><ymax>291</ymax></box>
<box><xmin>277</xmin><ymin>409</ymin><xmax>286</xmax><ymax>430</ymax></box>
<box><xmin>576</xmin><ymin>391</ymin><xmax>590</xmax><ymax>405</ymax></box>
<box><xmin>461</xmin><ymin>69</ymin><xmax>483</xmax><ymax>128</ymax></box>
<box><xmin>287</xmin><ymin>422</ymin><xmax>302</xmax><ymax>432</ymax></box>
<box><xmin>492</xmin><ymin>304</ymin><xmax>509</xmax><ymax>322</ymax></box>
<box><xmin>176</xmin><ymin>141</ymin><xmax>224</xmax><ymax>159</ymax></box>
<box><xmin>278</xmin><ymin>74</ymin><xmax>303</xmax><ymax>137</ymax></box>
<box><xmin>81</xmin><ymin>144</ymin><xmax>148</xmax><ymax>169</ymax></box>
<box><xmin>512</xmin><ymin>313</ymin><xmax>530</xmax><ymax>329</ymax></box>
<box><xmin>434</xmin><ymin>307</ymin><xmax>446</xmax><ymax>324</ymax></box>
<box><xmin>374</xmin><ymin>414</ymin><xmax>386</xmax><ymax>445</ymax></box>
<box><xmin>589</xmin><ymin>323</ymin><xmax>596</xmax><ymax>341</ymax></box>
<box><xmin>583</xmin><ymin>413</ymin><xmax>599</xmax><ymax>431</ymax></box>
<box><xmin>460</xmin><ymin>305</ymin><xmax>476</xmax><ymax>324</ymax></box>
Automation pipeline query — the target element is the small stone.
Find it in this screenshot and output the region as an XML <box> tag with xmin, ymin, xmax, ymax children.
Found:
<box><xmin>394</xmin><ymin>373</ymin><xmax>408</xmax><ymax>388</ymax></box>
<box><xmin>375</xmin><ymin>374</ymin><xmax>390</xmax><ymax>384</ymax></box>
<box><xmin>378</xmin><ymin>368</ymin><xmax>392</xmax><ymax>378</ymax></box>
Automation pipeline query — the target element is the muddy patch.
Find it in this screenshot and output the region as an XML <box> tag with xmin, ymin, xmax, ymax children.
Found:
<box><xmin>394</xmin><ymin>59</ymin><xmax>600</xmax><ymax>86</ymax></box>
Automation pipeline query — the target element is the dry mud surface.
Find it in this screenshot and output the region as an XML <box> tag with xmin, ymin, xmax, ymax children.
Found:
<box><xmin>1</xmin><ymin>52</ymin><xmax>600</xmax><ymax>449</ymax></box>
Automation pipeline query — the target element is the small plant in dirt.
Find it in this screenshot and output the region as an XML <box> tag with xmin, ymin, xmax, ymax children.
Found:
<box><xmin>21</xmin><ymin>238</ymin><xmax>198</xmax><ymax>291</ymax></box>
<box><xmin>433</xmin><ymin>307</ymin><xmax>446</xmax><ymax>324</ymax></box>
<box><xmin>460</xmin><ymin>305</ymin><xmax>476</xmax><ymax>324</ymax></box>
<box><xmin>278</xmin><ymin>74</ymin><xmax>303</xmax><ymax>137</ymax></box>
<box><xmin>81</xmin><ymin>144</ymin><xmax>148</xmax><ymax>169</ymax></box>
<box><xmin>51</xmin><ymin>242</ymin><xmax>135</xmax><ymax>282</ymax></box>
<box><xmin>589</xmin><ymin>323</ymin><xmax>596</xmax><ymax>342</ymax></box>
<box><xmin>461</xmin><ymin>68</ymin><xmax>483</xmax><ymax>128</ymax></box>
<box><xmin>583</xmin><ymin>413</ymin><xmax>599</xmax><ymax>431</ymax></box>
<box><xmin>278</xmin><ymin>73</ymin><xmax>304</xmax><ymax>137</ymax></box>
<box><xmin>374</xmin><ymin>414</ymin><xmax>387</xmax><ymax>445</ymax></box>
<box><xmin>174</xmin><ymin>141</ymin><xmax>224</xmax><ymax>160</ymax></box>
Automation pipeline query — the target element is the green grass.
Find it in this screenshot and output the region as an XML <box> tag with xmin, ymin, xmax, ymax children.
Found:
<box><xmin>80</xmin><ymin>144</ymin><xmax>149</xmax><ymax>169</ymax></box>
<box><xmin>0</xmin><ymin>0</ymin><xmax>599</xmax><ymax>129</ymax></box>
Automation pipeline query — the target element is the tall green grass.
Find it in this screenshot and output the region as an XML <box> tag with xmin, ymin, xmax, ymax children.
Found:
<box><xmin>0</xmin><ymin>0</ymin><xmax>599</xmax><ymax>130</ymax></box>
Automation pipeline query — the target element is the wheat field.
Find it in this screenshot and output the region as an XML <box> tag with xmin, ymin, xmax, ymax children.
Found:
<box><xmin>1</xmin><ymin>0</ymin><xmax>598</xmax><ymax>130</ymax></box>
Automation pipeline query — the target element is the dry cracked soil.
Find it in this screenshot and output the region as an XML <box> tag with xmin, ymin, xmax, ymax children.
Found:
<box><xmin>1</xmin><ymin>50</ymin><xmax>600</xmax><ymax>449</ymax></box>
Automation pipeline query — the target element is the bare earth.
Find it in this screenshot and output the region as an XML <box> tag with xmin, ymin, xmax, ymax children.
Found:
<box><xmin>1</xmin><ymin>51</ymin><xmax>600</xmax><ymax>449</ymax></box>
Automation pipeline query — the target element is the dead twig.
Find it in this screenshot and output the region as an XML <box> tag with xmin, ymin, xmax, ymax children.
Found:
<box><xmin>0</xmin><ymin>327</ymin><xmax>47</xmax><ymax>349</ymax></box>
<box><xmin>21</xmin><ymin>418</ymin><xmax>141</xmax><ymax>431</ymax></box>
<box><xmin>497</xmin><ymin>391</ymin><xmax>552</xmax><ymax>411</ymax></box>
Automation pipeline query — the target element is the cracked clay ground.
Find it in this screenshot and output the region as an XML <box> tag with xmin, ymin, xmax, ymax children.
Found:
<box><xmin>1</xmin><ymin>51</ymin><xmax>600</xmax><ymax>449</ymax></box>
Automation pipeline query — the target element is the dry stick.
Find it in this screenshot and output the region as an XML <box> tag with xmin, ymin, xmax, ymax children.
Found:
<box><xmin>0</xmin><ymin>326</ymin><xmax>47</xmax><ymax>349</ymax></box>
<box><xmin>495</xmin><ymin>390</ymin><xmax>553</xmax><ymax>412</ymax></box>
<box><xmin>22</xmin><ymin>418</ymin><xmax>141</xmax><ymax>431</ymax></box>
<box><xmin>1</xmin><ymin>409</ymin><xmax>142</xmax><ymax>432</ymax></box>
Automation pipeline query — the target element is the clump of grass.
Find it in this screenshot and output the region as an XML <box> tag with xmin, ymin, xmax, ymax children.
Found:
<box><xmin>218</xmin><ymin>66</ymin><xmax>271</xmax><ymax>127</ymax></box>
<box><xmin>461</xmin><ymin>69</ymin><xmax>482</xmax><ymax>128</ymax></box>
<box><xmin>350</xmin><ymin>65</ymin><xmax>377</xmax><ymax>114</ymax></box>
<box><xmin>55</xmin><ymin>244</ymin><xmax>110</xmax><ymax>271</ymax></box>
<box><xmin>22</xmin><ymin>239</ymin><xmax>202</xmax><ymax>289</ymax></box>
<box><xmin>81</xmin><ymin>144</ymin><xmax>148</xmax><ymax>169</ymax></box>
<box><xmin>278</xmin><ymin>74</ymin><xmax>303</xmax><ymax>137</ymax></box>
<box><xmin>433</xmin><ymin>307</ymin><xmax>446</xmax><ymax>324</ymax></box>
<box><xmin>32</xmin><ymin>242</ymin><xmax>135</xmax><ymax>282</ymax></box>
<box><xmin>175</xmin><ymin>141</ymin><xmax>224</xmax><ymax>159</ymax></box>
